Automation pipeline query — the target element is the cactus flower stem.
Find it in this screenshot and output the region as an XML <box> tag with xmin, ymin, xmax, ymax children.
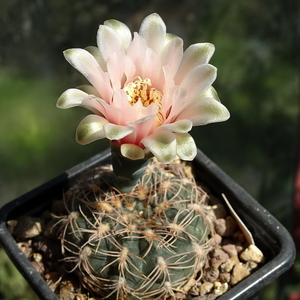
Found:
<box><xmin>110</xmin><ymin>142</ymin><xmax>150</xmax><ymax>193</ymax></box>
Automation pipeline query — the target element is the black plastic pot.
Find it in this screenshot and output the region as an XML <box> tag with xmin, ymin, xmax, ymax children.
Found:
<box><xmin>0</xmin><ymin>148</ymin><xmax>296</xmax><ymax>300</ymax></box>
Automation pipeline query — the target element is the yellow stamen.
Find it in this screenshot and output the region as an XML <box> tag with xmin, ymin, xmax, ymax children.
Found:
<box><xmin>124</xmin><ymin>77</ymin><xmax>164</xmax><ymax>126</ymax></box>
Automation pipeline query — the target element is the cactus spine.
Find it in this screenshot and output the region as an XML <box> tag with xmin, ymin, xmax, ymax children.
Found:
<box><xmin>58</xmin><ymin>158</ymin><xmax>214</xmax><ymax>300</ymax></box>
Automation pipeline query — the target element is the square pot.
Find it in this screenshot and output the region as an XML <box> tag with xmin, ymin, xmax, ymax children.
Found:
<box><xmin>0</xmin><ymin>149</ymin><xmax>295</xmax><ymax>300</ymax></box>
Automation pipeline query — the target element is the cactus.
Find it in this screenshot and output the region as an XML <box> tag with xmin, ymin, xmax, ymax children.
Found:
<box><xmin>54</xmin><ymin>12</ymin><xmax>230</xmax><ymax>300</ymax></box>
<box><xmin>58</xmin><ymin>158</ymin><xmax>214</xmax><ymax>300</ymax></box>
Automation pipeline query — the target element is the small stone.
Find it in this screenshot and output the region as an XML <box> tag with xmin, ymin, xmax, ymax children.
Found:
<box><xmin>220</xmin><ymin>255</ymin><xmax>240</xmax><ymax>272</ymax></box>
<box><xmin>244</xmin><ymin>261</ymin><xmax>258</xmax><ymax>271</ymax></box>
<box><xmin>59</xmin><ymin>280</ymin><xmax>76</xmax><ymax>300</ymax></box>
<box><xmin>180</xmin><ymin>278</ymin><xmax>196</xmax><ymax>293</ymax></box>
<box><xmin>7</xmin><ymin>220</ymin><xmax>18</xmax><ymax>235</ymax></box>
<box><xmin>236</xmin><ymin>244</ymin><xmax>244</xmax><ymax>254</ymax></box>
<box><xmin>214</xmin><ymin>218</ymin><xmax>226</xmax><ymax>236</ymax></box>
<box><xmin>203</xmin><ymin>267</ymin><xmax>220</xmax><ymax>283</ymax></box>
<box><xmin>209</xmin><ymin>234</ymin><xmax>222</xmax><ymax>247</ymax></box>
<box><xmin>14</xmin><ymin>216</ymin><xmax>43</xmax><ymax>239</ymax></box>
<box><xmin>222</xmin><ymin>244</ymin><xmax>238</xmax><ymax>257</ymax></box>
<box><xmin>230</xmin><ymin>263</ymin><xmax>251</xmax><ymax>285</ymax></box>
<box><xmin>219</xmin><ymin>272</ymin><xmax>231</xmax><ymax>283</ymax></box>
<box><xmin>213</xmin><ymin>282</ymin><xmax>229</xmax><ymax>296</ymax></box>
<box><xmin>199</xmin><ymin>282</ymin><xmax>214</xmax><ymax>296</ymax></box>
<box><xmin>223</xmin><ymin>216</ymin><xmax>237</xmax><ymax>236</ymax></box>
<box><xmin>210</xmin><ymin>248</ymin><xmax>229</xmax><ymax>268</ymax></box>
<box><xmin>33</xmin><ymin>252</ymin><xmax>43</xmax><ymax>262</ymax></box>
<box><xmin>239</xmin><ymin>244</ymin><xmax>264</xmax><ymax>263</ymax></box>
<box><xmin>173</xmin><ymin>292</ymin><xmax>188</xmax><ymax>299</ymax></box>
<box><xmin>214</xmin><ymin>216</ymin><xmax>237</xmax><ymax>237</ymax></box>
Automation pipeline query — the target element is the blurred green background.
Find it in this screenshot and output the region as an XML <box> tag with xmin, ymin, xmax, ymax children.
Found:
<box><xmin>0</xmin><ymin>0</ymin><xmax>299</xmax><ymax>299</ymax></box>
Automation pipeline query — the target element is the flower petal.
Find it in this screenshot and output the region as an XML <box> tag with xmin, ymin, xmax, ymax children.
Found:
<box><xmin>200</xmin><ymin>86</ymin><xmax>220</xmax><ymax>101</ymax></box>
<box><xmin>126</xmin><ymin>33</ymin><xmax>148</xmax><ymax>77</ymax></box>
<box><xmin>142</xmin><ymin>48</ymin><xmax>163</xmax><ymax>89</ymax></box>
<box><xmin>127</xmin><ymin>114</ymin><xmax>156</xmax><ymax>144</ymax></box>
<box><xmin>175</xmin><ymin>133</ymin><xmax>197</xmax><ymax>161</ymax></box>
<box><xmin>162</xmin><ymin>86</ymin><xmax>187</xmax><ymax>122</ymax></box>
<box><xmin>158</xmin><ymin>119</ymin><xmax>192</xmax><ymax>133</ymax></box>
<box><xmin>76</xmin><ymin>115</ymin><xmax>109</xmax><ymax>144</ymax></box>
<box><xmin>76</xmin><ymin>85</ymin><xmax>100</xmax><ymax>96</ymax></box>
<box><xmin>141</xmin><ymin>130</ymin><xmax>176</xmax><ymax>163</ymax></box>
<box><xmin>57</xmin><ymin>88</ymin><xmax>102</xmax><ymax>114</ymax></box>
<box><xmin>106</xmin><ymin>50</ymin><xmax>126</xmax><ymax>90</ymax></box>
<box><xmin>97</xmin><ymin>24</ymin><xmax>124</xmax><ymax>62</ymax></box>
<box><xmin>63</xmin><ymin>48</ymin><xmax>112</xmax><ymax>101</ymax></box>
<box><xmin>160</xmin><ymin>37</ymin><xmax>183</xmax><ymax>77</ymax></box>
<box><xmin>165</xmin><ymin>33</ymin><xmax>178</xmax><ymax>42</ymax></box>
<box><xmin>139</xmin><ymin>13</ymin><xmax>166</xmax><ymax>54</ymax></box>
<box><xmin>181</xmin><ymin>64</ymin><xmax>217</xmax><ymax>103</ymax></box>
<box><xmin>176</xmin><ymin>97</ymin><xmax>230</xmax><ymax>126</ymax></box>
<box><xmin>175</xmin><ymin>43</ymin><xmax>215</xmax><ymax>84</ymax></box>
<box><xmin>96</xmin><ymin>97</ymin><xmax>123</xmax><ymax>124</ymax></box>
<box><xmin>111</xmin><ymin>89</ymin><xmax>135</xmax><ymax>123</ymax></box>
<box><xmin>104</xmin><ymin>123</ymin><xmax>135</xmax><ymax>140</ymax></box>
<box><xmin>85</xmin><ymin>46</ymin><xmax>106</xmax><ymax>71</ymax></box>
<box><xmin>120</xmin><ymin>144</ymin><xmax>145</xmax><ymax>160</ymax></box>
<box><xmin>104</xmin><ymin>19</ymin><xmax>132</xmax><ymax>50</ymax></box>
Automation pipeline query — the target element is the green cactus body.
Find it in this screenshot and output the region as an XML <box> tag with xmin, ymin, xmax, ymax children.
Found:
<box><xmin>59</xmin><ymin>159</ymin><xmax>214</xmax><ymax>300</ymax></box>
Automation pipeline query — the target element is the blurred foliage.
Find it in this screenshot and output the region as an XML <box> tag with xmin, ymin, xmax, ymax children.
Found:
<box><xmin>0</xmin><ymin>0</ymin><xmax>299</xmax><ymax>299</ymax></box>
<box><xmin>0</xmin><ymin>73</ymin><xmax>108</xmax><ymax>203</ymax></box>
<box><xmin>0</xmin><ymin>248</ymin><xmax>38</xmax><ymax>300</ymax></box>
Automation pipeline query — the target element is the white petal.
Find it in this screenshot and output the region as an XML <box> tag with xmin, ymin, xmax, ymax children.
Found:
<box><xmin>139</xmin><ymin>13</ymin><xmax>167</xmax><ymax>54</ymax></box>
<box><xmin>111</xmin><ymin>89</ymin><xmax>135</xmax><ymax>123</ymax></box>
<box><xmin>76</xmin><ymin>115</ymin><xmax>109</xmax><ymax>144</ymax></box>
<box><xmin>106</xmin><ymin>50</ymin><xmax>126</xmax><ymax>90</ymax></box>
<box><xmin>104</xmin><ymin>123</ymin><xmax>135</xmax><ymax>140</ymax></box>
<box><xmin>175</xmin><ymin>133</ymin><xmax>197</xmax><ymax>161</ymax></box>
<box><xmin>97</xmin><ymin>24</ymin><xmax>123</xmax><ymax>62</ymax></box>
<box><xmin>57</xmin><ymin>88</ymin><xmax>101</xmax><ymax>114</ymax></box>
<box><xmin>181</xmin><ymin>64</ymin><xmax>217</xmax><ymax>103</ymax></box>
<box><xmin>200</xmin><ymin>86</ymin><xmax>220</xmax><ymax>101</ymax></box>
<box><xmin>165</xmin><ymin>33</ymin><xmax>178</xmax><ymax>42</ymax></box>
<box><xmin>85</xmin><ymin>46</ymin><xmax>107</xmax><ymax>71</ymax></box>
<box><xmin>162</xmin><ymin>86</ymin><xmax>187</xmax><ymax>123</ymax></box>
<box><xmin>158</xmin><ymin>119</ymin><xmax>192</xmax><ymax>133</ymax></box>
<box><xmin>175</xmin><ymin>43</ymin><xmax>215</xmax><ymax>84</ymax></box>
<box><xmin>141</xmin><ymin>48</ymin><xmax>163</xmax><ymax>89</ymax></box>
<box><xmin>141</xmin><ymin>130</ymin><xmax>176</xmax><ymax>163</ymax></box>
<box><xmin>76</xmin><ymin>85</ymin><xmax>100</xmax><ymax>97</ymax></box>
<box><xmin>160</xmin><ymin>37</ymin><xmax>183</xmax><ymax>76</ymax></box>
<box><xmin>104</xmin><ymin>19</ymin><xmax>132</xmax><ymax>50</ymax></box>
<box><xmin>127</xmin><ymin>114</ymin><xmax>156</xmax><ymax>144</ymax></box>
<box><xmin>123</xmin><ymin>55</ymin><xmax>136</xmax><ymax>85</ymax></box>
<box><xmin>120</xmin><ymin>144</ymin><xmax>145</xmax><ymax>160</ymax></box>
<box><xmin>176</xmin><ymin>97</ymin><xmax>230</xmax><ymax>126</ymax></box>
<box><xmin>126</xmin><ymin>33</ymin><xmax>148</xmax><ymax>76</ymax></box>
<box><xmin>63</xmin><ymin>49</ymin><xmax>112</xmax><ymax>101</ymax></box>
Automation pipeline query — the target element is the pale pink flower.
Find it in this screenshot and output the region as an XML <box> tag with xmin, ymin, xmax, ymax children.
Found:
<box><xmin>57</xmin><ymin>13</ymin><xmax>229</xmax><ymax>163</ymax></box>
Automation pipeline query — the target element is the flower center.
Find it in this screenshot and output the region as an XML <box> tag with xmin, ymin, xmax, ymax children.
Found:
<box><xmin>124</xmin><ymin>77</ymin><xmax>164</xmax><ymax>126</ymax></box>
